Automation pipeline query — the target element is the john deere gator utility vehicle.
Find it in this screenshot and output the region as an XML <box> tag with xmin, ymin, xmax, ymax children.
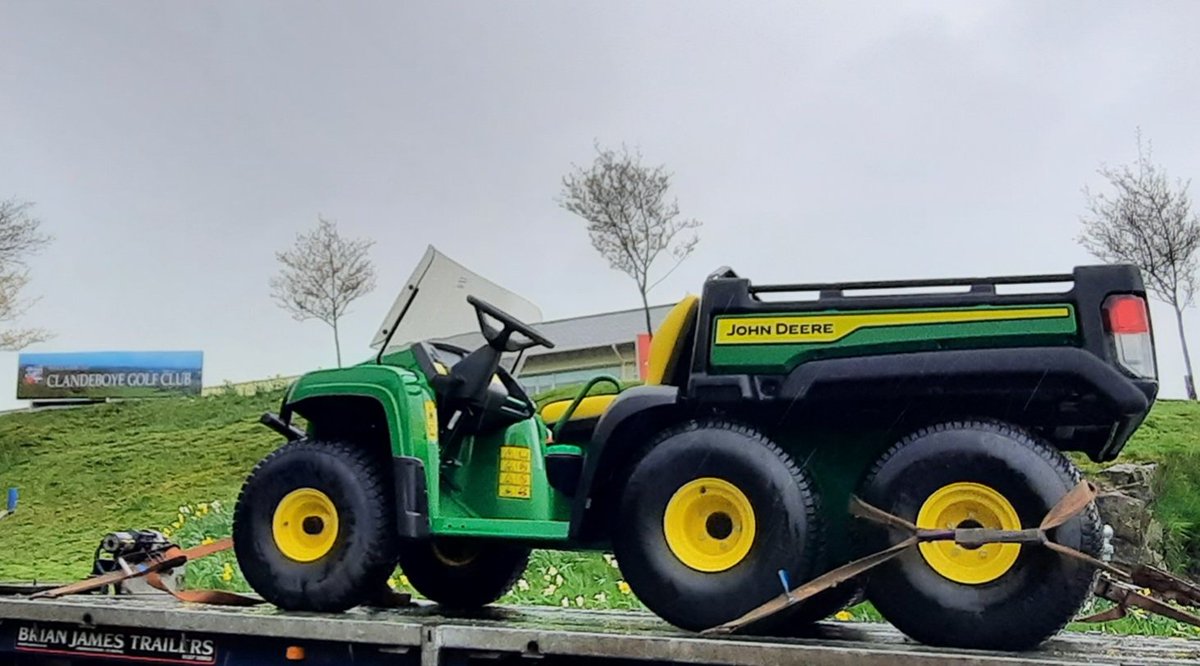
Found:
<box><xmin>233</xmin><ymin>250</ymin><xmax>1158</xmax><ymax>651</ymax></box>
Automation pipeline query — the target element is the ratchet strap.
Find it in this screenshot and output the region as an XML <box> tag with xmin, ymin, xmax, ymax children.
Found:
<box><xmin>30</xmin><ymin>537</ymin><xmax>414</xmax><ymax>609</ymax></box>
<box><xmin>31</xmin><ymin>538</ymin><xmax>261</xmax><ymax>606</ymax></box>
<box><xmin>1074</xmin><ymin>563</ymin><xmax>1200</xmax><ymax>626</ymax></box>
<box><xmin>703</xmin><ymin>481</ymin><xmax>1200</xmax><ymax>634</ymax></box>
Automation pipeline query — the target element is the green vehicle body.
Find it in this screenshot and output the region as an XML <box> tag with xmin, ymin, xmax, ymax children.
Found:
<box><xmin>280</xmin><ymin>349</ymin><xmax>572</xmax><ymax>543</ymax></box>
<box><xmin>261</xmin><ymin>263</ymin><xmax>1158</xmax><ymax>570</ymax></box>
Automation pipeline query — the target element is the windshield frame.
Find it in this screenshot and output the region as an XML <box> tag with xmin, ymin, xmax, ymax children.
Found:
<box><xmin>371</xmin><ymin>246</ymin><xmax>543</xmax><ymax>368</ymax></box>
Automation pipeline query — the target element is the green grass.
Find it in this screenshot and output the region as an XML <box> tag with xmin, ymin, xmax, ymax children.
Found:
<box><xmin>1107</xmin><ymin>399</ymin><xmax>1200</xmax><ymax>461</ymax></box>
<box><xmin>1152</xmin><ymin>451</ymin><xmax>1200</xmax><ymax>574</ymax></box>
<box><xmin>1</xmin><ymin>388</ymin><xmax>1198</xmax><ymax>637</ymax></box>
<box><xmin>1125</xmin><ymin>402</ymin><xmax>1200</xmax><ymax>575</ymax></box>
<box><xmin>0</xmin><ymin>389</ymin><xmax>282</xmax><ymax>581</ymax></box>
<box><xmin>1071</xmin><ymin>400</ymin><xmax>1200</xmax><ymax>574</ymax></box>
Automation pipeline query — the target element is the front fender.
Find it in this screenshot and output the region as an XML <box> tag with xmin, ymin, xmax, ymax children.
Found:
<box><xmin>283</xmin><ymin>365</ymin><xmax>434</xmax><ymax>458</ymax></box>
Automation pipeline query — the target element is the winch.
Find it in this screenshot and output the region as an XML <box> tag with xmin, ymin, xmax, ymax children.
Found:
<box><xmin>91</xmin><ymin>529</ymin><xmax>184</xmax><ymax>595</ymax></box>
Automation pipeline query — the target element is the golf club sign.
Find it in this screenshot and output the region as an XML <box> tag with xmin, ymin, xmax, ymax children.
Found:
<box><xmin>17</xmin><ymin>351</ymin><xmax>203</xmax><ymax>400</ymax></box>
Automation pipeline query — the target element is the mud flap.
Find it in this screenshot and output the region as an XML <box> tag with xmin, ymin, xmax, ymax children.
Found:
<box><xmin>393</xmin><ymin>456</ymin><xmax>430</xmax><ymax>538</ymax></box>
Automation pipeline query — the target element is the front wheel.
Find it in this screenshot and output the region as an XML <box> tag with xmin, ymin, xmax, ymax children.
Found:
<box><xmin>857</xmin><ymin>420</ymin><xmax>1101</xmax><ymax>650</ymax></box>
<box><xmin>232</xmin><ymin>439</ymin><xmax>399</xmax><ymax>612</ymax></box>
<box><xmin>397</xmin><ymin>537</ymin><xmax>530</xmax><ymax>608</ymax></box>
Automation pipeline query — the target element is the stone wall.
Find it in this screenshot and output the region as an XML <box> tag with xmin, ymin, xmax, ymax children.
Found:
<box><xmin>1092</xmin><ymin>462</ymin><xmax>1166</xmax><ymax>568</ymax></box>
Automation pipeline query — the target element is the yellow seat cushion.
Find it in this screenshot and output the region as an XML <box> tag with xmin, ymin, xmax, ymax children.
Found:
<box><xmin>540</xmin><ymin>394</ymin><xmax>618</xmax><ymax>424</ymax></box>
<box><xmin>645</xmin><ymin>295</ymin><xmax>699</xmax><ymax>386</ymax></box>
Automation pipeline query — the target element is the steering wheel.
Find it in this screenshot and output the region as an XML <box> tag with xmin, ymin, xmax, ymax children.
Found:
<box><xmin>467</xmin><ymin>295</ymin><xmax>555</xmax><ymax>352</ymax></box>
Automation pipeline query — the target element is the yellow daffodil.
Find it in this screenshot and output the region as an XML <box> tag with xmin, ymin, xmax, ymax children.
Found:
<box><xmin>835</xmin><ymin>611</ymin><xmax>853</xmax><ymax>621</ymax></box>
<box><xmin>400</xmin><ymin>575</ymin><xmax>410</xmax><ymax>586</ymax></box>
<box><xmin>201</xmin><ymin>537</ymin><xmax>215</xmax><ymax>546</ymax></box>
<box><xmin>387</xmin><ymin>578</ymin><xmax>397</xmax><ymax>588</ymax></box>
<box><xmin>617</xmin><ymin>581</ymin><xmax>631</xmax><ymax>595</ymax></box>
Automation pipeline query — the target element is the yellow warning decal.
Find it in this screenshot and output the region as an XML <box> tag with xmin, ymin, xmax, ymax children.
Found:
<box><xmin>714</xmin><ymin>307</ymin><xmax>1071</xmax><ymax>345</ymax></box>
<box><xmin>499</xmin><ymin>446</ymin><xmax>532</xmax><ymax>499</ymax></box>
<box><xmin>424</xmin><ymin>400</ymin><xmax>439</xmax><ymax>441</ymax></box>
<box><xmin>501</xmin><ymin>446</ymin><xmax>532</xmax><ymax>460</ymax></box>
<box><xmin>500</xmin><ymin>458</ymin><xmax>532</xmax><ymax>473</ymax></box>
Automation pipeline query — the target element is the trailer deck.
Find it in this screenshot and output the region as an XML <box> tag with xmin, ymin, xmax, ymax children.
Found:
<box><xmin>1</xmin><ymin>593</ymin><xmax>1199</xmax><ymax>665</ymax></box>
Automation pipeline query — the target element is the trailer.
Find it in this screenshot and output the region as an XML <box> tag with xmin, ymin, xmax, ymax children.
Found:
<box><xmin>1</xmin><ymin>593</ymin><xmax>1198</xmax><ymax>666</ymax></box>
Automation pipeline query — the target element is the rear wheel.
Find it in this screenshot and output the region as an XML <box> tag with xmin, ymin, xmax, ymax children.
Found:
<box><xmin>397</xmin><ymin>537</ymin><xmax>530</xmax><ymax>608</ymax></box>
<box><xmin>232</xmin><ymin>439</ymin><xmax>398</xmax><ymax>612</ymax></box>
<box><xmin>857</xmin><ymin>420</ymin><xmax>1101</xmax><ymax>650</ymax></box>
<box><xmin>612</xmin><ymin>421</ymin><xmax>823</xmax><ymax>632</ymax></box>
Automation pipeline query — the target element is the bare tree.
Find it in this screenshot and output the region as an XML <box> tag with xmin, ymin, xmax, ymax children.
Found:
<box><xmin>0</xmin><ymin>199</ymin><xmax>53</xmax><ymax>350</ymax></box>
<box><xmin>270</xmin><ymin>216</ymin><xmax>376</xmax><ymax>367</ymax></box>
<box><xmin>558</xmin><ymin>143</ymin><xmax>702</xmax><ymax>337</ymax></box>
<box><xmin>1079</xmin><ymin>130</ymin><xmax>1200</xmax><ymax>399</ymax></box>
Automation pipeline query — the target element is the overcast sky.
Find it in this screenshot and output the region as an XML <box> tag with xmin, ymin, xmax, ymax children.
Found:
<box><xmin>2</xmin><ymin>1</ymin><xmax>1199</xmax><ymax>409</ymax></box>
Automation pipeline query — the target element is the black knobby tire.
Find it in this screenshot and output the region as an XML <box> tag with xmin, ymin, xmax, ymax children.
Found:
<box><xmin>612</xmin><ymin>420</ymin><xmax>824</xmax><ymax>632</ymax></box>
<box><xmin>397</xmin><ymin>537</ymin><xmax>530</xmax><ymax>608</ymax></box>
<box><xmin>232</xmin><ymin>439</ymin><xmax>399</xmax><ymax>612</ymax></box>
<box><xmin>857</xmin><ymin>420</ymin><xmax>1101</xmax><ymax>651</ymax></box>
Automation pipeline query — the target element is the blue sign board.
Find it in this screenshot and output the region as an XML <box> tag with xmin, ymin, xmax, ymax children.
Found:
<box><xmin>17</xmin><ymin>351</ymin><xmax>203</xmax><ymax>400</ymax></box>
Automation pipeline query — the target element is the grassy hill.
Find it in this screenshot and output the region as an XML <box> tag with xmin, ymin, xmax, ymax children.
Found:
<box><xmin>0</xmin><ymin>390</ymin><xmax>282</xmax><ymax>581</ymax></box>
<box><xmin>0</xmin><ymin>389</ymin><xmax>1197</xmax><ymax>635</ymax></box>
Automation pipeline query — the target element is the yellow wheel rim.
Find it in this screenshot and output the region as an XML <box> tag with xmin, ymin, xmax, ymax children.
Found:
<box><xmin>663</xmin><ymin>477</ymin><xmax>756</xmax><ymax>573</ymax></box>
<box><xmin>272</xmin><ymin>488</ymin><xmax>340</xmax><ymax>563</ymax></box>
<box><xmin>916</xmin><ymin>482</ymin><xmax>1021</xmax><ymax>584</ymax></box>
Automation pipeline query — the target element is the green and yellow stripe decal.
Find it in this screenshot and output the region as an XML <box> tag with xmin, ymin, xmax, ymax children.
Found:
<box><xmin>714</xmin><ymin>306</ymin><xmax>1072</xmax><ymax>345</ymax></box>
<box><xmin>710</xmin><ymin>304</ymin><xmax>1077</xmax><ymax>373</ymax></box>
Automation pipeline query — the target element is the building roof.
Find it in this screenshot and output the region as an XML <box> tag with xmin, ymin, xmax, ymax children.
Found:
<box><xmin>437</xmin><ymin>303</ymin><xmax>676</xmax><ymax>356</ymax></box>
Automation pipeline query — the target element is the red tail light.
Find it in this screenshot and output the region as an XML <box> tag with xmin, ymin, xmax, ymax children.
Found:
<box><xmin>1104</xmin><ymin>294</ymin><xmax>1156</xmax><ymax>379</ymax></box>
<box><xmin>1106</xmin><ymin>295</ymin><xmax>1150</xmax><ymax>334</ymax></box>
